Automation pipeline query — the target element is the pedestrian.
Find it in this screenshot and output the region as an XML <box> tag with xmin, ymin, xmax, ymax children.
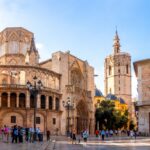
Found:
<box><xmin>101</xmin><ymin>129</ymin><xmax>105</xmax><ymax>141</ymax></box>
<box><xmin>95</xmin><ymin>130</ymin><xmax>99</xmax><ymax>137</ymax></box>
<box><xmin>82</xmin><ymin>129</ymin><xmax>89</xmax><ymax>143</ymax></box>
<box><xmin>106</xmin><ymin>129</ymin><xmax>109</xmax><ymax>138</ymax></box>
<box><xmin>134</xmin><ymin>130</ymin><xmax>137</xmax><ymax>139</ymax></box>
<box><xmin>109</xmin><ymin>129</ymin><xmax>113</xmax><ymax>137</ymax></box>
<box><xmin>46</xmin><ymin>130</ymin><xmax>50</xmax><ymax>141</ymax></box>
<box><xmin>4</xmin><ymin>125</ymin><xmax>9</xmax><ymax>143</ymax></box>
<box><xmin>72</xmin><ymin>129</ymin><xmax>76</xmax><ymax>144</ymax></box>
<box><xmin>18</xmin><ymin>126</ymin><xmax>23</xmax><ymax>143</ymax></box>
<box><xmin>12</xmin><ymin>125</ymin><xmax>18</xmax><ymax>143</ymax></box>
<box><xmin>130</xmin><ymin>130</ymin><xmax>134</xmax><ymax>138</ymax></box>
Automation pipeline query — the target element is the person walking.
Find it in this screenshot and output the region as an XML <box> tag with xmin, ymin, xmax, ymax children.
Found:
<box><xmin>134</xmin><ymin>130</ymin><xmax>137</xmax><ymax>140</ymax></box>
<box><xmin>12</xmin><ymin>125</ymin><xmax>18</xmax><ymax>143</ymax></box>
<box><xmin>72</xmin><ymin>129</ymin><xmax>76</xmax><ymax>144</ymax></box>
<box><xmin>101</xmin><ymin>129</ymin><xmax>105</xmax><ymax>141</ymax></box>
<box><xmin>46</xmin><ymin>130</ymin><xmax>51</xmax><ymax>141</ymax></box>
<box><xmin>82</xmin><ymin>129</ymin><xmax>89</xmax><ymax>143</ymax></box>
<box><xmin>4</xmin><ymin>125</ymin><xmax>9</xmax><ymax>143</ymax></box>
<box><xmin>130</xmin><ymin>130</ymin><xmax>134</xmax><ymax>138</ymax></box>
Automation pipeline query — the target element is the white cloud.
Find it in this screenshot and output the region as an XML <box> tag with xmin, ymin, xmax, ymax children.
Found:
<box><xmin>36</xmin><ymin>43</ymin><xmax>44</xmax><ymax>50</ymax></box>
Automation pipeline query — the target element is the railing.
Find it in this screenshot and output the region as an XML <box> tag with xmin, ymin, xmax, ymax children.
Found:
<box><xmin>136</xmin><ymin>100</ymin><xmax>150</xmax><ymax>106</ymax></box>
<box><xmin>0</xmin><ymin>84</ymin><xmax>26</xmax><ymax>89</ymax></box>
<box><xmin>0</xmin><ymin>84</ymin><xmax>60</xmax><ymax>93</ymax></box>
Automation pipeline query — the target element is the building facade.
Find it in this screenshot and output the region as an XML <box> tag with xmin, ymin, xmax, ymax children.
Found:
<box><xmin>104</xmin><ymin>31</ymin><xmax>132</xmax><ymax>112</ymax></box>
<box><xmin>134</xmin><ymin>59</ymin><xmax>150</xmax><ymax>134</ymax></box>
<box><xmin>0</xmin><ymin>27</ymin><xmax>95</xmax><ymax>135</ymax></box>
<box><xmin>40</xmin><ymin>51</ymin><xmax>95</xmax><ymax>135</ymax></box>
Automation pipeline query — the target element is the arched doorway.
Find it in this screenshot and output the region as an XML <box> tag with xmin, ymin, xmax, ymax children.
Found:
<box><xmin>76</xmin><ymin>100</ymin><xmax>89</xmax><ymax>134</ymax></box>
<box><xmin>19</xmin><ymin>93</ymin><xmax>26</xmax><ymax>108</ymax></box>
<box><xmin>10</xmin><ymin>93</ymin><xmax>17</xmax><ymax>108</ymax></box>
<box><xmin>1</xmin><ymin>93</ymin><xmax>8</xmax><ymax>107</ymax></box>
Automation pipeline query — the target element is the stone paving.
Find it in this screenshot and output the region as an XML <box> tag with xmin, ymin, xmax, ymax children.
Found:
<box><xmin>1</xmin><ymin>136</ymin><xmax>150</xmax><ymax>150</ymax></box>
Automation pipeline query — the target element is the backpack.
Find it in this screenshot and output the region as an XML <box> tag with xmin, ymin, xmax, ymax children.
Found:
<box><xmin>14</xmin><ymin>129</ymin><xmax>18</xmax><ymax>135</ymax></box>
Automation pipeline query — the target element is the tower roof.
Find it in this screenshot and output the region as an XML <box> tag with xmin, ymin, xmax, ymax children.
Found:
<box><xmin>95</xmin><ymin>88</ymin><xmax>103</xmax><ymax>97</ymax></box>
<box><xmin>113</xmin><ymin>29</ymin><xmax>121</xmax><ymax>54</ymax></box>
<box><xmin>106</xmin><ymin>93</ymin><xmax>117</xmax><ymax>100</ymax></box>
<box><xmin>30</xmin><ymin>37</ymin><xmax>37</xmax><ymax>52</ymax></box>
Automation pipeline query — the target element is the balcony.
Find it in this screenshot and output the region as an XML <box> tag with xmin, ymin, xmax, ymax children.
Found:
<box><xmin>0</xmin><ymin>84</ymin><xmax>61</xmax><ymax>94</ymax></box>
<box><xmin>136</xmin><ymin>100</ymin><xmax>150</xmax><ymax>106</ymax></box>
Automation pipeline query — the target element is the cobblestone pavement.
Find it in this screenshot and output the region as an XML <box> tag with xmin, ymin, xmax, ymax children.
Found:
<box><xmin>1</xmin><ymin>136</ymin><xmax>150</xmax><ymax>150</ymax></box>
<box><xmin>46</xmin><ymin>136</ymin><xmax>150</xmax><ymax>150</ymax></box>
<box><xmin>0</xmin><ymin>140</ymin><xmax>50</xmax><ymax>150</ymax></box>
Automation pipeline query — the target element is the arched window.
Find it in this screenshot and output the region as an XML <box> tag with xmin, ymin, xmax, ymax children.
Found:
<box><xmin>1</xmin><ymin>93</ymin><xmax>8</xmax><ymax>107</ymax></box>
<box><xmin>30</xmin><ymin>94</ymin><xmax>34</xmax><ymax>108</ymax></box>
<box><xmin>49</xmin><ymin>96</ymin><xmax>53</xmax><ymax>110</ymax></box>
<box><xmin>109</xmin><ymin>66</ymin><xmax>112</xmax><ymax>75</ymax></box>
<box><xmin>56</xmin><ymin>97</ymin><xmax>60</xmax><ymax>111</ymax></box>
<box><xmin>41</xmin><ymin>95</ymin><xmax>46</xmax><ymax>109</ymax></box>
<box><xmin>126</xmin><ymin>64</ymin><xmax>129</xmax><ymax>74</ymax></box>
<box><xmin>10</xmin><ymin>93</ymin><xmax>17</xmax><ymax>108</ymax></box>
<box><xmin>19</xmin><ymin>93</ymin><xmax>26</xmax><ymax>108</ymax></box>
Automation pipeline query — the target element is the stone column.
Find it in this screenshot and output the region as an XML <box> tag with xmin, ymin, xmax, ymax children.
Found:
<box><xmin>46</xmin><ymin>95</ymin><xmax>49</xmax><ymax>109</ymax></box>
<box><xmin>16</xmin><ymin>93</ymin><xmax>19</xmax><ymax>108</ymax></box>
<box><xmin>53</xmin><ymin>95</ymin><xmax>56</xmax><ymax>110</ymax></box>
<box><xmin>8</xmin><ymin>92</ymin><xmax>10</xmax><ymax>108</ymax></box>
<box><xmin>26</xmin><ymin>91</ymin><xmax>30</xmax><ymax>108</ymax></box>
<box><xmin>37</xmin><ymin>94</ymin><xmax>41</xmax><ymax>109</ymax></box>
<box><xmin>0</xmin><ymin>93</ymin><xmax>1</xmax><ymax>107</ymax></box>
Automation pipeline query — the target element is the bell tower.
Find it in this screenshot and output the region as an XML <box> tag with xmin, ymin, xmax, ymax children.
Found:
<box><xmin>104</xmin><ymin>30</ymin><xmax>132</xmax><ymax>108</ymax></box>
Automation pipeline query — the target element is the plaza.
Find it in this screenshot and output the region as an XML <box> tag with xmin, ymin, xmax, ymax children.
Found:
<box><xmin>1</xmin><ymin>135</ymin><xmax>150</xmax><ymax>150</ymax></box>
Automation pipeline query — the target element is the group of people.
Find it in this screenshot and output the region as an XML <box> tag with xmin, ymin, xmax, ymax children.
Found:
<box><xmin>69</xmin><ymin>129</ymin><xmax>89</xmax><ymax>144</ymax></box>
<box><xmin>0</xmin><ymin>125</ymin><xmax>43</xmax><ymax>143</ymax></box>
<box><xmin>95</xmin><ymin>129</ymin><xmax>138</xmax><ymax>140</ymax></box>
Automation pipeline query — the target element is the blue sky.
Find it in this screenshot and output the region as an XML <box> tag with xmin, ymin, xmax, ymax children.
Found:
<box><xmin>0</xmin><ymin>0</ymin><xmax>150</xmax><ymax>98</ymax></box>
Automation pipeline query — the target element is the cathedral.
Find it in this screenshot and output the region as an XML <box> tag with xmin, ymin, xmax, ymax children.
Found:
<box><xmin>104</xmin><ymin>30</ymin><xmax>132</xmax><ymax>114</ymax></box>
<box><xmin>0</xmin><ymin>27</ymin><xmax>95</xmax><ymax>135</ymax></box>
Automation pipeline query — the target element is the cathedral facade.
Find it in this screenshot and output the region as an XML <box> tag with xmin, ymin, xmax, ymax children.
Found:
<box><xmin>0</xmin><ymin>27</ymin><xmax>95</xmax><ymax>135</ymax></box>
<box><xmin>104</xmin><ymin>31</ymin><xmax>132</xmax><ymax>113</ymax></box>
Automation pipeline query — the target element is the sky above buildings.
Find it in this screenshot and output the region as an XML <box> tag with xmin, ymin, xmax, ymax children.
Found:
<box><xmin>0</xmin><ymin>0</ymin><xmax>150</xmax><ymax>98</ymax></box>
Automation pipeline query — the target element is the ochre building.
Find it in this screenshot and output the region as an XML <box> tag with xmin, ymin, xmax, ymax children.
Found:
<box><xmin>0</xmin><ymin>27</ymin><xmax>95</xmax><ymax>135</ymax></box>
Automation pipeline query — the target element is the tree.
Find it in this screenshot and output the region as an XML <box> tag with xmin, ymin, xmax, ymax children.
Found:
<box><xmin>129</xmin><ymin>120</ymin><xmax>135</xmax><ymax>130</ymax></box>
<box><xmin>95</xmin><ymin>100</ymin><xmax>128</xmax><ymax>130</ymax></box>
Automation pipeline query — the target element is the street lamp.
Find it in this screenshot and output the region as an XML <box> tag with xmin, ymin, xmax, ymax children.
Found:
<box><xmin>62</xmin><ymin>97</ymin><xmax>75</xmax><ymax>136</ymax></box>
<box><xmin>26</xmin><ymin>76</ymin><xmax>43</xmax><ymax>142</ymax></box>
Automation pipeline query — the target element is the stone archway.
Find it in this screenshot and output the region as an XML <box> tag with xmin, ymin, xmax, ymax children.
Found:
<box><xmin>76</xmin><ymin>100</ymin><xmax>89</xmax><ymax>134</ymax></box>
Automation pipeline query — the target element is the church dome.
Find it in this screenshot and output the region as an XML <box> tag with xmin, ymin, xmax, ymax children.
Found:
<box><xmin>95</xmin><ymin>88</ymin><xmax>103</xmax><ymax>97</ymax></box>
<box><xmin>106</xmin><ymin>93</ymin><xmax>117</xmax><ymax>100</ymax></box>
<box><xmin>118</xmin><ymin>97</ymin><xmax>126</xmax><ymax>104</ymax></box>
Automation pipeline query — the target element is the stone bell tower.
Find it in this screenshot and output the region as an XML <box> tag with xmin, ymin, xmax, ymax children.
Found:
<box><xmin>104</xmin><ymin>30</ymin><xmax>132</xmax><ymax>108</ymax></box>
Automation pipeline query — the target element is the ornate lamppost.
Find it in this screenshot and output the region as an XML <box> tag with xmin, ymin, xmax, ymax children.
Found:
<box><xmin>62</xmin><ymin>97</ymin><xmax>75</xmax><ymax>136</ymax></box>
<box><xmin>26</xmin><ymin>76</ymin><xmax>43</xmax><ymax>141</ymax></box>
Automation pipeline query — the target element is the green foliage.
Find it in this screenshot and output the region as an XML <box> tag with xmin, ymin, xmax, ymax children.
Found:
<box><xmin>95</xmin><ymin>100</ymin><xmax>128</xmax><ymax>130</ymax></box>
<box><xmin>129</xmin><ymin>120</ymin><xmax>135</xmax><ymax>130</ymax></box>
